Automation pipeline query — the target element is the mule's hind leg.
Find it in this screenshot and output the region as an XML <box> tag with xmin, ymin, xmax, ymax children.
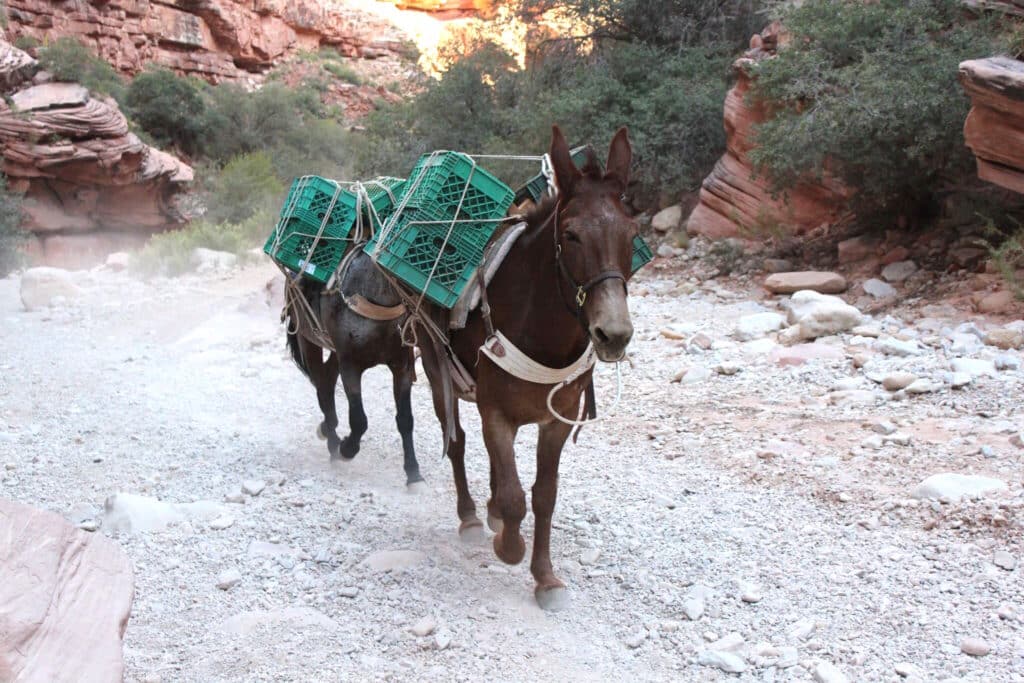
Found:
<box><xmin>531</xmin><ymin>420</ymin><xmax>573</xmax><ymax>610</ymax></box>
<box><xmin>337</xmin><ymin>364</ymin><xmax>368</xmax><ymax>461</ymax></box>
<box><xmin>299</xmin><ymin>336</ymin><xmax>342</xmax><ymax>459</ymax></box>
<box><xmin>390</xmin><ymin>354</ymin><xmax>424</xmax><ymax>488</ymax></box>
<box><xmin>418</xmin><ymin>342</ymin><xmax>481</xmax><ymax>538</ymax></box>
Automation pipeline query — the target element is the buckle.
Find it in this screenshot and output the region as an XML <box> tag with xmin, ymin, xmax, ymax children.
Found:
<box><xmin>576</xmin><ymin>287</ymin><xmax>587</xmax><ymax>307</ymax></box>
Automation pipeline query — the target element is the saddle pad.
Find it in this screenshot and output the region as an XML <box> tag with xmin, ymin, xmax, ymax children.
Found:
<box><xmin>448</xmin><ymin>221</ymin><xmax>528</xmax><ymax>330</ymax></box>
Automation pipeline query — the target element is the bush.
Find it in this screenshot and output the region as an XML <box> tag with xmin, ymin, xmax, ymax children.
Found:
<box><xmin>124</xmin><ymin>68</ymin><xmax>207</xmax><ymax>156</ymax></box>
<box><xmin>0</xmin><ymin>177</ymin><xmax>25</xmax><ymax>277</ymax></box>
<box><xmin>204</xmin><ymin>152</ymin><xmax>284</xmax><ymax>224</ymax></box>
<box><xmin>749</xmin><ymin>0</ymin><xmax>1009</xmax><ymax>226</ymax></box>
<box><xmin>323</xmin><ymin>60</ymin><xmax>363</xmax><ymax>85</ymax></box>
<box><xmin>37</xmin><ymin>38</ymin><xmax>125</xmax><ymax>102</ymax></box>
<box><xmin>134</xmin><ymin>211</ymin><xmax>273</xmax><ymax>277</ymax></box>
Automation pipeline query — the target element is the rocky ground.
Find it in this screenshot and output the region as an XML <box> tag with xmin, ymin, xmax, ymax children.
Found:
<box><xmin>0</xmin><ymin>250</ymin><xmax>1022</xmax><ymax>682</ymax></box>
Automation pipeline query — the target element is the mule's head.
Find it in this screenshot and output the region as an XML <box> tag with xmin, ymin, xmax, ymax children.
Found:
<box><xmin>550</xmin><ymin>125</ymin><xmax>637</xmax><ymax>362</ymax></box>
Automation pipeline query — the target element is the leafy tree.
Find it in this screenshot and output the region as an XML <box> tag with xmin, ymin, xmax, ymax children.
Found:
<box><xmin>749</xmin><ymin>0</ymin><xmax>1009</xmax><ymax>225</ymax></box>
<box><xmin>124</xmin><ymin>68</ymin><xmax>207</xmax><ymax>156</ymax></box>
<box><xmin>204</xmin><ymin>152</ymin><xmax>284</xmax><ymax>224</ymax></box>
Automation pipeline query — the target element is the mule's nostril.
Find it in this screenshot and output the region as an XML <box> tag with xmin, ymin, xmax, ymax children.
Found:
<box><xmin>594</xmin><ymin>327</ymin><xmax>611</xmax><ymax>344</ymax></box>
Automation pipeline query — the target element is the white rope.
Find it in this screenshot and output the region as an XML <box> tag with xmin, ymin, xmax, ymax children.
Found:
<box><xmin>546</xmin><ymin>360</ymin><xmax>623</xmax><ymax>427</ymax></box>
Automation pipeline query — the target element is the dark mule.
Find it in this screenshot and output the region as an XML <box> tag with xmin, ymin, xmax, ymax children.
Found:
<box><xmin>285</xmin><ymin>249</ymin><xmax>424</xmax><ymax>488</ymax></box>
<box><xmin>418</xmin><ymin>126</ymin><xmax>637</xmax><ymax>607</ymax></box>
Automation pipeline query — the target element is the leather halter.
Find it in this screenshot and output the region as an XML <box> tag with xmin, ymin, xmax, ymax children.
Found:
<box><xmin>550</xmin><ymin>202</ymin><xmax>628</xmax><ymax>329</ymax></box>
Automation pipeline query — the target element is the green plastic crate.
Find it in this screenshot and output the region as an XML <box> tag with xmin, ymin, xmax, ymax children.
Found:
<box><xmin>514</xmin><ymin>146</ymin><xmax>595</xmax><ymax>204</ymax></box>
<box><xmin>631</xmin><ymin>235</ymin><xmax>653</xmax><ymax>273</ymax></box>
<box><xmin>264</xmin><ymin>175</ymin><xmax>406</xmax><ymax>283</ymax></box>
<box><xmin>367</xmin><ymin>152</ymin><xmax>515</xmax><ymax>308</ymax></box>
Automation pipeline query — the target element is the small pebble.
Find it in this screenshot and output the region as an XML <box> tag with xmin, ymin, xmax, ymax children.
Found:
<box><xmin>216</xmin><ymin>568</ymin><xmax>242</xmax><ymax>590</ymax></box>
<box><xmin>411</xmin><ymin>616</ymin><xmax>437</xmax><ymax>637</ymax></box>
<box><xmin>960</xmin><ymin>637</ymin><xmax>991</xmax><ymax>656</ymax></box>
<box><xmin>993</xmin><ymin>550</ymin><xmax>1017</xmax><ymax>571</ymax></box>
<box><xmin>242</xmin><ymin>479</ymin><xmax>267</xmax><ymax>496</ymax></box>
<box><xmin>434</xmin><ymin>629</ymin><xmax>452</xmax><ymax>650</ymax></box>
<box><xmin>209</xmin><ymin>516</ymin><xmax>235</xmax><ymax>530</ymax></box>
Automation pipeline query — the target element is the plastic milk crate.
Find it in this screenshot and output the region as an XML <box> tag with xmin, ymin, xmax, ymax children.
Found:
<box><xmin>365</xmin><ymin>152</ymin><xmax>515</xmax><ymax>308</ymax></box>
<box><xmin>263</xmin><ymin>175</ymin><xmax>405</xmax><ymax>284</ymax></box>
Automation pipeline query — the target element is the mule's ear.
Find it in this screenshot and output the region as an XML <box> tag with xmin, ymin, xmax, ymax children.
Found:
<box><xmin>549</xmin><ymin>124</ymin><xmax>581</xmax><ymax>197</ymax></box>
<box><xmin>605</xmin><ymin>126</ymin><xmax>632</xmax><ymax>191</ymax></box>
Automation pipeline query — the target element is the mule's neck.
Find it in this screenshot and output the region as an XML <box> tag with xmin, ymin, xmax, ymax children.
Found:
<box><xmin>487</xmin><ymin>205</ymin><xmax>591</xmax><ymax>368</ymax></box>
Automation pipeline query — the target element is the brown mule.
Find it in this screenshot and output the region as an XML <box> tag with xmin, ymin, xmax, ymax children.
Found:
<box><xmin>418</xmin><ymin>125</ymin><xmax>637</xmax><ymax>609</ymax></box>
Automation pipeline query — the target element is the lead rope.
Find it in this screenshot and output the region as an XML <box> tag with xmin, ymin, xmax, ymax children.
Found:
<box><xmin>545</xmin><ymin>358</ymin><xmax>623</xmax><ymax>427</ymax></box>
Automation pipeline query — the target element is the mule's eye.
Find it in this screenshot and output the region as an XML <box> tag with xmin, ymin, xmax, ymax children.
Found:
<box><xmin>564</xmin><ymin>231</ymin><xmax>581</xmax><ymax>243</ymax></box>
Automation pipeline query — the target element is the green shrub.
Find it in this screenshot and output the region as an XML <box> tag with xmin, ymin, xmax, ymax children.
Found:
<box><xmin>37</xmin><ymin>38</ymin><xmax>125</xmax><ymax>102</ymax></box>
<box><xmin>323</xmin><ymin>60</ymin><xmax>363</xmax><ymax>85</ymax></box>
<box><xmin>134</xmin><ymin>211</ymin><xmax>273</xmax><ymax>277</ymax></box>
<box><xmin>204</xmin><ymin>152</ymin><xmax>284</xmax><ymax>224</ymax></box>
<box><xmin>13</xmin><ymin>35</ymin><xmax>40</xmax><ymax>52</ymax></box>
<box><xmin>0</xmin><ymin>177</ymin><xmax>25</xmax><ymax>277</ymax></box>
<box><xmin>124</xmin><ymin>68</ymin><xmax>207</xmax><ymax>155</ymax></box>
<box><xmin>749</xmin><ymin>0</ymin><xmax>1009</xmax><ymax>226</ymax></box>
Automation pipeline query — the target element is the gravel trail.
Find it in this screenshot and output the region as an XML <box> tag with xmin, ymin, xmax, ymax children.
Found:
<box><xmin>0</xmin><ymin>261</ymin><xmax>1021</xmax><ymax>682</ymax></box>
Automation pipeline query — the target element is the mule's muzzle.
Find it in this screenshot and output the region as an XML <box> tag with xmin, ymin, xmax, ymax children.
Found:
<box><xmin>590</xmin><ymin>320</ymin><xmax>633</xmax><ymax>362</ymax></box>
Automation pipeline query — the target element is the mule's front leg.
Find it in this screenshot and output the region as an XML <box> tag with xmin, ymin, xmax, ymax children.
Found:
<box><xmin>531</xmin><ymin>420</ymin><xmax>572</xmax><ymax>610</ymax></box>
<box><xmin>337</xmin><ymin>366</ymin><xmax>367</xmax><ymax>460</ymax></box>
<box><xmin>481</xmin><ymin>410</ymin><xmax>526</xmax><ymax>565</ymax></box>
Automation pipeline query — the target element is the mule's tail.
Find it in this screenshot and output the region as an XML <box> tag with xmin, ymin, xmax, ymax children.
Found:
<box><xmin>283</xmin><ymin>279</ymin><xmax>317</xmax><ymax>381</ymax></box>
<box><xmin>285</xmin><ymin>317</ymin><xmax>311</xmax><ymax>380</ymax></box>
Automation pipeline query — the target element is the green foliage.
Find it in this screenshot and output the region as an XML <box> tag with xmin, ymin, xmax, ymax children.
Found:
<box><xmin>134</xmin><ymin>210</ymin><xmax>272</xmax><ymax>277</ymax></box>
<box><xmin>0</xmin><ymin>176</ymin><xmax>25</xmax><ymax>277</ymax></box>
<box><xmin>749</xmin><ymin>0</ymin><xmax>1008</xmax><ymax>224</ymax></box>
<box><xmin>13</xmin><ymin>35</ymin><xmax>40</xmax><ymax>52</ymax></box>
<box><xmin>37</xmin><ymin>38</ymin><xmax>125</xmax><ymax>102</ymax></box>
<box><xmin>124</xmin><ymin>68</ymin><xmax>207</xmax><ymax>155</ymax></box>
<box><xmin>323</xmin><ymin>60</ymin><xmax>363</xmax><ymax>85</ymax></box>
<box><xmin>204</xmin><ymin>152</ymin><xmax>284</xmax><ymax>225</ymax></box>
<box><xmin>983</xmin><ymin>216</ymin><xmax>1024</xmax><ymax>299</ymax></box>
<box><xmin>353</xmin><ymin>23</ymin><xmax>744</xmax><ymax>200</ymax></box>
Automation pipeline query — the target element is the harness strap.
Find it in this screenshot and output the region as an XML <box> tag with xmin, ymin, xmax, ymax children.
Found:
<box><xmin>343</xmin><ymin>294</ymin><xmax>406</xmax><ymax>321</ymax></box>
<box><xmin>480</xmin><ymin>331</ymin><xmax>596</xmax><ymax>385</ymax></box>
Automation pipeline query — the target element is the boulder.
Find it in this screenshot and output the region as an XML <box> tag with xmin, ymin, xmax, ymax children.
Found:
<box><xmin>837</xmin><ymin>235</ymin><xmax>876</xmax><ymax>264</ymax></box>
<box><xmin>984</xmin><ymin>327</ymin><xmax>1024</xmax><ymax>349</ymax></box>
<box><xmin>0</xmin><ymin>499</ymin><xmax>133</xmax><ymax>682</ymax></box>
<box><xmin>733</xmin><ymin>311</ymin><xmax>787</xmax><ymax>341</ymax></box>
<box><xmin>977</xmin><ymin>290</ymin><xmax>1015</xmax><ymax>314</ymax></box>
<box><xmin>862</xmin><ymin>278</ymin><xmax>897</xmax><ymax>299</ymax></box>
<box><xmin>19</xmin><ymin>266</ymin><xmax>83</xmax><ymax>310</ymax></box>
<box><xmin>765</xmin><ymin>271</ymin><xmax>847</xmax><ymax>295</ymax></box>
<box><xmin>881</xmin><ymin>260</ymin><xmax>918</xmax><ymax>283</ymax></box>
<box><xmin>960</xmin><ymin>57</ymin><xmax>1024</xmax><ymax>194</ymax></box>
<box><xmin>651</xmin><ymin>204</ymin><xmax>683</xmax><ymax>233</ymax></box>
<box><xmin>911</xmin><ymin>473</ymin><xmax>1008</xmax><ymax>501</ymax></box>
<box><xmin>783</xmin><ymin>290</ymin><xmax>863</xmax><ymax>340</ymax></box>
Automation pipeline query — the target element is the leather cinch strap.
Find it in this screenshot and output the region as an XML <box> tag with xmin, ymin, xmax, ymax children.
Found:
<box><xmin>343</xmin><ymin>294</ymin><xmax>406</xmax><ymax>321</ymax></box>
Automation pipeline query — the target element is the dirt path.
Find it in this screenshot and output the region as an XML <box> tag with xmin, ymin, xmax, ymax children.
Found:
<box><xmin>0</xmin><ymin>262</ymin><xmax>1020</xmax><ymax>682</ymax></box>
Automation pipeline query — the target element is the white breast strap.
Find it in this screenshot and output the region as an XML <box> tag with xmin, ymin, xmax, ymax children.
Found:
<box><xmin>480</xmin><ymin>331</ymin><xmax>596</xmax><ymax>385</ymax></box>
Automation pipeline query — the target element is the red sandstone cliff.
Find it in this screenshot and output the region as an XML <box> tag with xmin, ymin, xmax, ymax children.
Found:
<box><xmin>0</xmin><ymin>39</ymin><xmax>193</xmax><ymax>268</ymax></box>
<box><xmin>4</xmin><ymin>0</ymin><xmax>406</xmax><ymax>82</ymax></box>
<box><xmin>686</xmin><ymin>25</ymin><xmax>850</xmax><ymax>241</ymax></box>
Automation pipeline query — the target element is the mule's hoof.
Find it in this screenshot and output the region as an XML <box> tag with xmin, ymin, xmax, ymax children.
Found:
<box><xmin>493</xmin><ymin>530</ymin><xmax>526</xmax><ymax>565</ymax></box>
<box><xmin>338</xmin><ymin>439</ymin><xmax>359</xmax><ymax>461</ymax></box>
<box><xmin>535</xmin><ymin>584</ymin><xmax>570</xmax><ymax>611</ymax></box>
<box><xmin>406</xmin><ymin>480</ymin><xmax>428</xmax><ymax>495</ymax></box>
<box><xmin>327</xmin><ymin>441</ymin><xmax>341</xmax><ymax>461</ymax></box>
<box><xmin>487</xmin><ymin>514</ymin><xmax>503</xmax><ymax>534</ymax></box>
<box><xmin>458</xmin><ymin>518</ymin><xmax>486</xmax><ymax>544</ymax></box>
<box><xmin>316</xmin><ymin>424</ymin><xmax>327</xmax><ymax>441</ymax></box>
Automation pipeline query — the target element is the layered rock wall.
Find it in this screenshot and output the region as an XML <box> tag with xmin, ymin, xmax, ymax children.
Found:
<box><xmin>960</xmin><ymin>57</ymin><xmax>1024</xmax><ymax>195</ymax></box>
<box><xmin>0</xmin><ymin>40</ymin><xmax>193</xmax><ymax>268</ymax></box>
<box><xmin>686</xmin><ymin>25</ymin><xmax>850</xmax><ymax>241</ymax></box>
<box><xmin>4</xmin><ymin>0</ymin><xmax>400</xmax><ymax>82</ymax></box>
